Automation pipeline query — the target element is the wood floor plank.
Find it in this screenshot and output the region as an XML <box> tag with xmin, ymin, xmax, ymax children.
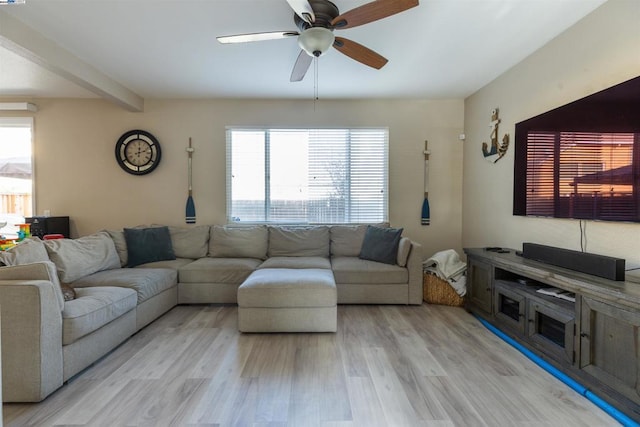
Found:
<box><xmin>2</xmin><ymin>304</ymin><xmax>619</xmax><ymax>427</ymax></box>
<box><xmin>363</xmin><ymin>346</ymin><xmax>422</xmax><ymax>426</ymax></box>
<box><xmin>420</xmin><ymin>375</ymin><xmax>489</xmax><ymax>427</ymax></box>
<box><xmin>114</xmin><ymin>329</ymin><xmax>224</xmax><ymax>425</ymax></box>
<box><xmin>1</xmin><ymin>378</ymin><xmax>97</xmax><ymax>427</ymax></box>
<box><xmin>49</xmin><ymin>376</ymin><xmax>132</xmax><ymax>425</ymax></box>
<box><xmin>345</xmin><ymin>376</ymin><xmax>388</xmax><ymax>427</ymax></box>
<box><xmin>316</xmin><ymin>334</ymin><xmax>352</xmax><ymax>424</ymax></box>
<box><xmin>337</xmin><ymin>306</ymin><xmax>381</xmax><ymax>379</ymax></box>
<box><xmin>288</xmin><ymin>345</ymin><xmax>324</xmax><ymax>425</ymax></box>
<box><xmin>186</xmin><ymin>331</ymin><xmax>255</xmax><ymax>424</ymax></box>
<box><xmin>243</xmin><ymin>334</ymin><xmax>296</xmax><ymax>423</ymax></box>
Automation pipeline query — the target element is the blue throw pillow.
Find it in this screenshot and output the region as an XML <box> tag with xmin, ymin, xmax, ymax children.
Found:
<box><xmin>124</xmin><ymin>226</ymin><xmax>176</xmax><ymax>267</ymax></box>
<box><xmin>359</xmin><ymin>225</ymin><xmax>403</xmax><ymax>265</ymax></box>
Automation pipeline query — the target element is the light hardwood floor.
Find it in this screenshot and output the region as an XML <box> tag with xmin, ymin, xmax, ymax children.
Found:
<box><xmin>4</xmin><ymin>304</ymin><xmax>617</xmax><ymax>426</ymax></box>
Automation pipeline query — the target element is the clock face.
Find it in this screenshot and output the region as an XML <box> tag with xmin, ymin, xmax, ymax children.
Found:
<box><xmin>115</xmin><ymin>130</ymin><xmax>161</xmax><ymax>175</ymax></box>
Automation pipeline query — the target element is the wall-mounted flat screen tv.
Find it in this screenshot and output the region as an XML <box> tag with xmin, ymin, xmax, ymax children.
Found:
<box><xmin>513</xmin><ymin>76</ymin><xmax>640</xmax><ymax>222</ymax></box>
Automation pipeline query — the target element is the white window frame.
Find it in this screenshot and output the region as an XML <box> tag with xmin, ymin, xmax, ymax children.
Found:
<box><xmin>226</xmin><ymin>127</ymin><xmax>389</xmax><ymax>224</ymax></box>
<box><xmin>0</xmin><ymin>116</ymin><xmax>36</xmax><ymax>237</ymax></box>
<box><xmin>0</xmin><ymin>116</ymin><xmax>36</xmax><ymax>227</ymax></box>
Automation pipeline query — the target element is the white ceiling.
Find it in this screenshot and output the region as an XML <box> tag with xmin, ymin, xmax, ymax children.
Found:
<box><xmin>0</xmin><ymin>0</ymin><xmax>607</xmax><ymax>108</ymax></box>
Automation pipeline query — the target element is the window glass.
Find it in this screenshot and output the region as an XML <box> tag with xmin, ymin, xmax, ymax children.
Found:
<box><xmin>227</xmin><ymin>127</ymin><xmax>388</xmax><ymax>224</ymax></box>
<box><xmin>0</xmin><ymin>117</ymin><xmax>33</xmax><ymax>238</ymax></box>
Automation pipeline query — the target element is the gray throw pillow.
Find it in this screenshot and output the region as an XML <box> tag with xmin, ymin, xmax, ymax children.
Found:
<box><xmin>124</xmin><ymin>226</ymin><xmax>176</xmax><ymax>267</ymax></box>
<box><xmin>359</xmin><ymin>225</ymin><xmax>403</xmax><ymax>265</ymax></box>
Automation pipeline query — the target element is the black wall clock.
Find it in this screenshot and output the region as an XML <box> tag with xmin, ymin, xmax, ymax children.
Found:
<box><xmin>115</xmin><ymin>129</ymin><xmax>162</xmax><ymax>175</ymax></box>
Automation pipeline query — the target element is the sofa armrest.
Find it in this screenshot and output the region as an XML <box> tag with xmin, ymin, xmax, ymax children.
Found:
<box><xmin>407</xmin><ymin>241</ymin><xmax>423</xmax><ymax>304</ymax></box>
<box><xmin>0</xmin><ymin>261</ymin><xmax>65</xmax><ymax>311</ymax></box>
<box><xmin>0</xmin><ymin>280</ymin><xmax>63</xmax><ymax>402</ymax></box>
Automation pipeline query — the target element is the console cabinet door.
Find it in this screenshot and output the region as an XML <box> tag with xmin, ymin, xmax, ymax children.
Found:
<box><xmin>466</xmin><ymin>257</ymin><xmax>493</xmax><ymax>316</ymax></box>
<box><xmin>494</xmin><ymin>281</ymin><xmax>526</xmax><ymax>334</ymax></box>
<box><xmin>527</xmin><ymin>298</ymin><xmax>575</xmax><ymax>365</ymax></box>
<box><xmin>579</xmin><ymin>296</ymin><xmax>640</xmax><ymax>406</ymax></box>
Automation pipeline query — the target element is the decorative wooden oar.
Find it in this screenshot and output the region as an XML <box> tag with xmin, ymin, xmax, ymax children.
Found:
<box><xmin>185</xmin><ymin>137</ymin><xmax>196</xmax><ymax>224</ymax></box>
<box><xmin>421</xmin><ymin>140</ymin><xmax>430</xmax><ymax>225</ymax></box>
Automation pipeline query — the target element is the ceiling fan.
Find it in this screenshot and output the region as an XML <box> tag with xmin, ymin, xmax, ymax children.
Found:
<box><xmin>217</xmin><ymin>0</ymin><xmax>419</xmax><ymax>82</ymax></box>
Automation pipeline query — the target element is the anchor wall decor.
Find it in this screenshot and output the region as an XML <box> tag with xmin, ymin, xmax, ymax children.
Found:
<box><xmin>481</xmin><ymin>108</ymin><xmax>509</xmax><ymax>163</ymax></box>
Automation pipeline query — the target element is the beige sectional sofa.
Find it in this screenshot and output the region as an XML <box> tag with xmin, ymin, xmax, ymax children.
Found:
<box><xmin>0</xmin><ymin>224</ymin><xmax>422</xmax><ymax>402</ymax></box>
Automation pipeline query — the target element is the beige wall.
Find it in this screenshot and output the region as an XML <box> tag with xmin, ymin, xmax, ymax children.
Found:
<box><xmin>463</xmin><ymin>0</ymin><xmax>640</xmax><ymax>263</ymax></box>
<box><xmin>3</xmin><ymin>98</ymin><xmax>463</xmax><ymax>258</ymax></box>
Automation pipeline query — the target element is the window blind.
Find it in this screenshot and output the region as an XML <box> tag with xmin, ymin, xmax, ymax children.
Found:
<box><xmin>525</xmin><ymin>131</ymin><xmax>637</xmax><ymax>220</ymax></box>
<box><xmin>226</xmin><ymin>127</ymin><xmax>388</xmax><ymax>224</ymax></box>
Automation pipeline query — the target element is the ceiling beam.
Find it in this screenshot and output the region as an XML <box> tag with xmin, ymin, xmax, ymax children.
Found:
<box><xmin>0</xmin><ymin>9</ymin><xmax>144</xmax><ymax>112</ymax></box>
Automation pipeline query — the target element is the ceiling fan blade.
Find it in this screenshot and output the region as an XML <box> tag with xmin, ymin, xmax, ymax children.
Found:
<box><xmin>331</xmin><ymin>0</ymin><xmax>419</xmax><ymax>30</ymax></box>
<box><xmin>217</xmin><ymin>31</ymin><xmax>299</xmax><ymax>44</ymax></box>
<box><xmin>333</xmin><ymin>37</ymin><xmax>388</xmax><ymax>69</ymax></box>
<box><xmin>286</xmin><ymin>0</ymin><xmax>315</xmax><ymax>23</ymax></box>
<box><xmin>290</xmin><ymin>50</ymin><xmax>313</xmax><ymax>82</ymax></box>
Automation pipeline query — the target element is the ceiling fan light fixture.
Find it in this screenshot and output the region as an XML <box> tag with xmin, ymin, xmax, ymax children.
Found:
<box><xmin>298</xmin><ymin>27</ymin><xmax>335</xmax><ymax>57</ymax></box>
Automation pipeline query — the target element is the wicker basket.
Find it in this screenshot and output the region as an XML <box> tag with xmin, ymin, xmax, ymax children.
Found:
<box><xmin>423</xmin><ymin>273</ymin><xmax>465</xmax><ymax>307</ymax></box>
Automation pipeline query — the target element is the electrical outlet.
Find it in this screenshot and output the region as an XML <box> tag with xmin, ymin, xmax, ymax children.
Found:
<box><xmin>44</xmin><ymin>209</ymin><xmax>51</xmax><ymax>217</ymax></box>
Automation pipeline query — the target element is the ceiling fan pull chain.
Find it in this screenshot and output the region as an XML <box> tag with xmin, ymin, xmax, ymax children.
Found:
<box><xmin>313</xmin><ymin>57</ymin><xmax>317</xmax><ymax>110</ymax></box>
<box><xmin>314</xmin><ymin>56</ymin><xmax>319</xmax><ymax>106</ymax></box>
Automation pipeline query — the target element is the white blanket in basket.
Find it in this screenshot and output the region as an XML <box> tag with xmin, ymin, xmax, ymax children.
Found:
<box><xmin>424</xmin><ymin>249</ymin><xmax>467</xmax><ymax>296</ymax></box>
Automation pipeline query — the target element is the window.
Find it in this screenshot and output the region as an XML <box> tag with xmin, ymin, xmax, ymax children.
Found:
<box><xmin>0</xmin><ymin>117</ymin><xmax>34</xmax><ymax>237</ymax></box>
<box><xmin>226</xmin><ymin>127</ymin><xmax>388</xmax><ymax>224</ymax></box>
<box><xmin>521</xmin><ymin>131</ymin><xmax>638</xmax><ymax>221</ymax></box>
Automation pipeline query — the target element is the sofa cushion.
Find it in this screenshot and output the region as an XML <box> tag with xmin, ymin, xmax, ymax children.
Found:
<box><xmin>104</xmin><ymin>229</ymin><xmax>128</xmax><ymax>267</ymax></box>
<box><xmin>359</xmin><ymin>226</ymin><xmax>403</xmax><ymax>265</ymax></box>
<box><xmin>0</xmin><ymin>237</ymin><xmax>49</xmax><ymax>266</ymax></box>
<box><xmin>330</xmin><ymin>225</ymin><xmax>367</xmax><ymax>257</ymax></box>
<box><xmin>268</xmin><ymin>226</ymin><xmax>330</xmax><ymax>257</ymax></box>
<box><xmin>135</xmin><ymin>258</ymin><xmax>195</xmax><ymax>270</ymax></box>
<box><xmin>44</xmin><ymin>232</ymin><xmax>121</xmax><ymax>283</ymax></box>
<box><xmin>168</xmin><ymin>225</ymin><xmax>210</xmax><ymax>259</ymax></box>
<box><xmin>209</xmin><ymin>226</ymin><xmax>268</xmax><ymax>259</ymax></box>
<box><xmin>179</xmin><ymin>257</ymin><xmax>262</xmax><ymax>284</ymax></box>
<box><xmin>62</xmin><ymin>286</ymin><xmax>137</xmax><ymax>345</ymax></box>
<box><xmin>238</xmin><ymin>268</ymin><xmax>336</xmax><ymax>308</ymax></box>
<box><xmin>397</xmin><ymin>237</ymin><xmax>412</xmax><ymax>267</ymax></box>
<box><xmin>124</xmin><ymin>226</ymin><xmax>176</xmax><ymax>267</ymax></box>
<box><xmin>70</xmin><ymin>268</ymin><xmax>177</xmax><ymax>304</ymax></box>
<box><xmin>0</xmin><ymin>261</ymin><xmax>65</xmax><ymax>311</ymax></box>
<box><xmin>331</xmin><ymin>256</ymin><xmax>408</xmax><ymax>284</ymax></box>
<box><xmin>258</xmin><ymin>256</ymin><xmax>331</xmax><ymax>270</ymax></box>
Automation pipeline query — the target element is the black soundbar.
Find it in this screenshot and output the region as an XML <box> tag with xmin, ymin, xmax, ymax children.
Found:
<box><xmin>522</xmin><ymin>243</ymin><xmax>625</xmax><ymax>281</ymax></box>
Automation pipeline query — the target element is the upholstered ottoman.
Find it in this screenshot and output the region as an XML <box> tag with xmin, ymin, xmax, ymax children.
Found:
<box><xmin>237</xmin><ymin>268</ymin><xmax>337</xmax><ymax>333</ymax></box>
